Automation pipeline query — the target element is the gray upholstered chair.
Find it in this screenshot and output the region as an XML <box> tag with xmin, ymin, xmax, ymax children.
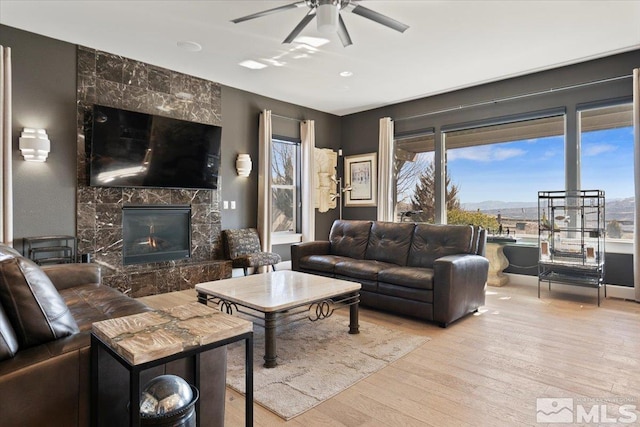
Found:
<box><xmin>222</xmin><ymin>228</ymin><xmax>281</xmax><ymax>276</ymax></box>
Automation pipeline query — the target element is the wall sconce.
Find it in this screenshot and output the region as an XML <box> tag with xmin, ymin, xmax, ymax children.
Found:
<box><xmin>236</xmin><ymin>153</ymin><xmax>252</xmax><ymax>177</ymax></box>
<box><xmin>19</xmin><ymin>128</ymin><xmax>50</xmax><ymax>162</ymax></box>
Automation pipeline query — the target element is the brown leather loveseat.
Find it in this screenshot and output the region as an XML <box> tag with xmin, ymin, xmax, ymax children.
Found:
<box><xmin>292</xmin><ymin>220</ymin><xmax>489</xmax><ymax>327</ymax></box>
<box><xmin>0</xmin><ymin>243</ymin><xmax>226</xmax><ymax>427</ymax></box>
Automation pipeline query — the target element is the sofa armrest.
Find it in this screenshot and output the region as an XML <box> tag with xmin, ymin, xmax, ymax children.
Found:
<box><xmin>433</xmin><ymin>254</ymin><xmax>489</xmax><ymax>327</ymax></box>
<box><xmin>291</xmin><ymin>241</ymin><xmax>331</xmax><ymax>271</ymax></box>
<box><xmin>41</xmin><ymin>264</ymin><xmax>101</xmax><ymax>291</ymax></box>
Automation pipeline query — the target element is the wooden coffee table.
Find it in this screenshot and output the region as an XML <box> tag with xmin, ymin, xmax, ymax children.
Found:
<box><xmin>195</xmin><ymin>270</ymin><xmax>361</xmax><ymax>368</ymax></box>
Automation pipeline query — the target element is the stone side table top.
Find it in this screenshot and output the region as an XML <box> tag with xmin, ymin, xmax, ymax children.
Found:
<box><xmin>92</xmin><ymin>302</ymin><xmax>252</xmax><ymax>365</ymax></box>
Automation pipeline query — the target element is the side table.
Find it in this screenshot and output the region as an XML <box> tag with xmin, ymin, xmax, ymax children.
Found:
<box><xmin>91</xmin><ymin>302</ymin><xmax>253</xmax><ymax>427</ymax></box>
<box><xmin>486</xmin><ymin>236</ymin><xmax>517</xmax><ymax>287</ymax></box>
<box><xmin>23</xmin><ymin>235</ymin><xmax>76</xmax><ymax>264</ymax></box>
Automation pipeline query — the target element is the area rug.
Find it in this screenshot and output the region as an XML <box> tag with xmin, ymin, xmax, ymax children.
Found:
<box><xmin>225</xmin><ymin>315</ymin><xmax>429</xmax><ymax>420</ymax></box>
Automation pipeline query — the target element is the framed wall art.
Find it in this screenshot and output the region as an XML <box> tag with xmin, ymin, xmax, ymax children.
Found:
<box><xmin>344</xmin><ymin>152</ymin><xmax>377</xmax><ymax>207</ymax></box>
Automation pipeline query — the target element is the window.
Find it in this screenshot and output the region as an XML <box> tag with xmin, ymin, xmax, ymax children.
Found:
<box><xmin>394</xmin><ymin>132</ymin><xmax>435</xmax><ymax>223</ymax></box>
<box><xmin>579</xmin><ymin>103</ymin><xmax>634</xmax><ymax>240</ymax></box>
<box><xmin>271</xmin><ymin>138</ymin><xmax>301</xmax><ymax>237</ymax></box>
<box><xmin>443</xmin><ymin>115</ymin><xmax>565</xmax><ymax>236</ymax></box>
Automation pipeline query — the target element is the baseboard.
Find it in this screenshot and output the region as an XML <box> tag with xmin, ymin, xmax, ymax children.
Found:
<box><xmin>504</xmin><ymin>273</ymin><xmax>637</xmax><ymax>301</ymax></box>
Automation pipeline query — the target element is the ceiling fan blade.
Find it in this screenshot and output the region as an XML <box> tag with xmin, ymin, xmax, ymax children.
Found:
<box><xmin>231</xmin><ymin>1</ymin><xmax>307</xmax><ymax>24</ymax></box>
<box><xmin>337</xmin><ymin>15</ymin><xmax>353</xmax><ymax>47</ymax></box>
<box><xmin>283</xmin><ymin>11</ymin><xmax>316</xmax><ymax>44</ymax></box>
<box><xmin>351</xmin><ymin>4</ymin><xmax>409</xmax><ymax>33</ymax></box>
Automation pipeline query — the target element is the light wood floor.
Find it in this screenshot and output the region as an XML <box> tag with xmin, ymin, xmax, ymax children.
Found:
<box><xmin>139</xmin><ymin>282</ymin><xmax>640</xmax><ymax>427</ymax></box>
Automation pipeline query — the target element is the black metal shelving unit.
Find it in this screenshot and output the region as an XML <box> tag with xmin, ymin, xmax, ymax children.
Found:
<box><xmin>23</xmin><ymin>235</ymin><xmax>77</xmax><ymax>265</ymax></box>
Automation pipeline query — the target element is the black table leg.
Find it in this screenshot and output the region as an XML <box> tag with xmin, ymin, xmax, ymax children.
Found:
<box><xmin>264</xmin><ymin>312</ymin><xmax>277</xmax><ymax>368</ymax></box>
<box><xmin>130</xmin><ymin>369</ymin><xmax>140</xmax><ymax>427</ymax></box>
<box><xmin>245</xmin><ymin>334</ymin><xmax>253</xmax><ymax>427</ymax></box>
<box><xmin>197</xmin><ymin>292</ymin><xmax>207</xmax><ymax>305</ymax></box>
<box><xmin>349</xmin><ymin>293</ymin><xmax>359</xmax><ymax>334</ymax></box>
<box><xmin>90</xmin><ymin>335</ymin><xmax>99</xmax><ymax>426</ymax></box>
<box><xmin>194</xmin><ymin>353</ymin><xmax>201</xmax><ymax>427</ymax></box>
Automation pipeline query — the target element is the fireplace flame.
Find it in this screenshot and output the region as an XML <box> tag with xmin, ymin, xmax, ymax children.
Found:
<box><xmin>147</xmin><ymin>225</ymin><xmax>158</xmax><ymax>249</ymax></box>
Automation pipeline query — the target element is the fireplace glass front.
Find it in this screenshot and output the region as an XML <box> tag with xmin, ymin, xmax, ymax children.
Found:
<box><xmin>122</xmin><ymin>205</ymin><xmax>191</xmax><ymax>265</ymax></box>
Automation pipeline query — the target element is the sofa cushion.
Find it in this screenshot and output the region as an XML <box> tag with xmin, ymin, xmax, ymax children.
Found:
<box><xmin>0</xmin><ymin>253</ymin><xmax>79</xmax><ymax>348</ymax></box>
<box><xmin>299</xmin><ymin>254</ymin><xmax>352</xmax><ymax>274</ymax></box>
<box><xmin>329</xmin><ymin>220</ymin><xmax>372</xmax><ymax>259</ymax></box>
<box><xmin>334</xmin><ymin>259</ymin><xmax>398</xmax><ymax>282</ymax></box>
<box><xmin>59</xmin><ymin>283</ymin><xmax>151</xmax><ymax>332</ymax></box>
<box><xmin>0</xmin><ymin>303</ymin><xmax>19</xmax><ymax>361</ymax></box>
<box><xmin>377</xmin><ymin>283</ymin><xmax>433</xmax><ymax>303</ymax></box>
<box><xmin>378</xmin><ymin>266</ymin><xmax>434</xmax><ymax>290</ymax></box>
<box><xmin>407</xmin><ymin>224</ymin><xmax>474</xmax><ymax>268</ymax></box>
<box><xmin>365</xmin><ymin>221</ymin><xmax>415</xmax><ymax>266</ymax></box>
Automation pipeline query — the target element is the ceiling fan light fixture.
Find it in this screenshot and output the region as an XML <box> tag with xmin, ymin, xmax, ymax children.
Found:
<box><xmin>316</xmin><ymin>1</ymin><xmax>339</xmax><ymax>34</ymax></box>
<box><xmin>232</xmin><ymin>0</ymin><xmax>407</xmax><ymax>47</ymax></box>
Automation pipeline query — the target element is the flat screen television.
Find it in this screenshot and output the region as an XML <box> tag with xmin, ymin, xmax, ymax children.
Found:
<box><xmin>87</xmin><ymin>105</ymin><xmax>221</xmax><ymax>189</ymax></box>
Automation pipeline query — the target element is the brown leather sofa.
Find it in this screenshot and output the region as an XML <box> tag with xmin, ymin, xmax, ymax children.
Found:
<box><xmin>292</xmin><ymin>220</ymin><xmax>489</xmax><ymax>327</ymax></box>
<box><xmin>0</xmin><ymin>243</ymin><xmax>226</xmax><ymax>427</ymax></box>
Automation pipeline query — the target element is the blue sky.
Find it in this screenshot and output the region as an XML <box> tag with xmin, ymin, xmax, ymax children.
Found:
<box><xmin>446</xmin><ymin>126</ymin><xmax>634</xmax><ymax>204</ymax></box>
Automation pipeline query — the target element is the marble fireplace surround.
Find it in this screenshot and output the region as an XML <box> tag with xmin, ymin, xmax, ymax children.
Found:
<box><xmin>75</xmin><ymin>46</ymin><xmax>230</xmax><ymax>297</ymax></box>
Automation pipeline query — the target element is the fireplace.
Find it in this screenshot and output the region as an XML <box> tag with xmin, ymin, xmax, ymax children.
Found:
<box><xmin>122</xmin><ymin>205</ymin><xmax>191</xmax><ymax>265</ymax></box>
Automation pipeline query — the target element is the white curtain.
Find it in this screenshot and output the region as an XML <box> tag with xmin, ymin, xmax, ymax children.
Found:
<box><xmin>257</xmin><ymin>110</ymin><xmax>272</xmax><ymax>252</ymax></box>
<box><xmin>0</xmin><ymin>46</ymin><xmax>12</xmax><ymax>246</ymax></box>
<box><xmin>377</xmin><ymin>117</ymin><xmax>394</xmax><ymax>221</ymax></box>
<box><xmin>633</xmin><ymin>69</ymin><xmax>640</xmax><ymax>302</ymax></box>
<box><xmin>300</xmin><ymin>120</ymin><xmax>315</xmax><ymax>242</ymax></box>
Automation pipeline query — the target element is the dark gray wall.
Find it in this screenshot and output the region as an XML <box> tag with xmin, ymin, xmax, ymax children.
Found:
<box><xmin>340</xmin><ymin>49</ymin><xmax>640</xmax><ymax>286</ymax></box>
<box><xmin>342</xmin><ymin>51</ymin><xmax>640</xmax><ymax>219</ymax></box>
<box><xmin>220</xmin><ymin>86</ymin><xmax>341</xmax><ymax>236</ymax></box>
<box><xmin>2</xmin><ymin>24</ymin><xmax>341</xmax><ymax>260</ymax></box>
<box><xmin>220</xmin><ymin>87</ymin><xmax>341</xmax><ymax>260</ymax></box>
<box><xmin>1</xmin><ymin>25</ymin><xmax>77</xmax><ymax>252</ymax></box>
<box><xmin>3</xmin><ymin>22</ymin><xmax>638</xmax><ymax>279</ymax></box>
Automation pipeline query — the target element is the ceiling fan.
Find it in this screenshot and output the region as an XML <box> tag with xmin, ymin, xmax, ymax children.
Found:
<box><xmin>231</xmin><ymin>0</ymin><xmax>409</xmax><ymax>47</ymax></box>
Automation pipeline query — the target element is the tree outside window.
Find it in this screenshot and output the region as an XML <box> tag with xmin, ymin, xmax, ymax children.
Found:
<box><xmin>271</xmin><ymin>139</ymin><xmax>299</xmax><ymax>233</ymax></box>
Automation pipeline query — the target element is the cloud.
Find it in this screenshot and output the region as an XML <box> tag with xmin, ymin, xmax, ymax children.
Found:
<box><xmin>493</xmin><ymin>147</ymin><xmax>526</xmax><ymax>160</ymax></box>
<box><xmin>448</xmin><ymin>145</ymin><xmax>526</xmax><ymax>162</ymax></box>
<box><xmin>583</xmin><ymin>143</ymin><xmax>616</xmax><ymax>156</ymax></box>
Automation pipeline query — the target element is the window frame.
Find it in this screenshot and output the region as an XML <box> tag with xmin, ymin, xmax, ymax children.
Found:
<box><xmin>270</xmin><ymin>135</ymin><xmax>302</xmax><ymax>244</ymax></box>
<box><xmin>577</xmin><ymin>98</ymin><xmax>634</xmax><ymax>244</ymax></box>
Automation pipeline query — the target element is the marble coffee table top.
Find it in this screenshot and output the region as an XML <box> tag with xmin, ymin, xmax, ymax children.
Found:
<box><xmin>195</xmin><ymin>270</ymin><xmax>361</xmax><ymax>313</ymax></box>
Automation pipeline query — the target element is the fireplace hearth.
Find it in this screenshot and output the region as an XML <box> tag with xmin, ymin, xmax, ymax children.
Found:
<box><xmin>122</xmin><ymin>205</ymin><xmax>191</xmax><ymax>265</ymax></box>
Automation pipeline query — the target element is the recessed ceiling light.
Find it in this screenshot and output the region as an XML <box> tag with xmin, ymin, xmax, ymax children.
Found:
<box><xmin>293</xmin><ymin>36</ymin><xmax>330</xmax><ymax>48</ymax></box>
<box><xmin>177</xmin><ymin>41</ymin><xmax>202</xmax><ymax>52</ymax></box>
<box><xmin>239</xmin><ymin>60</ymin><xmax>268</xmax><ymax>70</ymax></box>
<box><xmin>264</xmin><ymin>59</ymin><xmax>286</xmax><ymax>67</ymax></box>
<box><xmin>340</xmin><ymin>71</ymin><xmax>353</xmax><ymax>77</ymax></box>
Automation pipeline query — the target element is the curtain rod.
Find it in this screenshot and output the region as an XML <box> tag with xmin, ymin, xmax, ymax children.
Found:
<box><xmin>394</xmin><ymin>74</ymin><xmax>632</xmax><ymax>123</ymax></box>
<box><xmin>271</xmin><ymin>113</ymin><xmax>303</xmax><ymax>123</ymax></box>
